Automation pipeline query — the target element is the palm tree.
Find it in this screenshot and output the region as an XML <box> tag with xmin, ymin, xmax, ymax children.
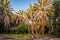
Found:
<box><xmin>36</xmin><ymin>0</ymin><xmax>54</xmax><ymax>35</ymax></box>
<box><xmin>0</xmin><ymin>0</ymin><xmax>13</xmax><ymax>33</ymax></box>
<box><xmin>17</xmin><ymin>10</ymin><xmax>25</xmax><ymax>24</ymax></box>
<box><xmin>25</xmin><ymin>4</ymin><xmax>36</xmax><ymax>34</ymax></box>
<box><xmin>26</xmin><ymin>4</ymin><xmax>41</xmax><ymax>34</ymax></box>
<box><xmin>25</xmin><ymin>7</ymin><xmax>33</xmax><ymax>34</ymax></box>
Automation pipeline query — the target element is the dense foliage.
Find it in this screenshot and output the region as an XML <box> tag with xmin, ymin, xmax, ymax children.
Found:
<box><xmin>53</xmin><ymin>0</ymin><xmax>60</xmax><ymax>37</ymax></box>
<box><xmin>0</xmin><ymin>0</ymin><xmax>60</xmax><ymax>37</ymax></box>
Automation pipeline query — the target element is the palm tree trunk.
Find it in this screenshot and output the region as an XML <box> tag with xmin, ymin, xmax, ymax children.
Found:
<box><xmin>35</xmin><ymin>19</ymin><xmax>38</xmax><ymax>34</ymax></box>
<box><xmin>35</xmin><ymin>26</ymin><xmax>38</xmax><ymax>34</ymax></box>
<box><xmin>41</xmin><ymin>21</ymin><xmax>45</xmax><ymax>35</ymax></box>
<box><xmin>41</xmin><ymin>11</ymin><xmax>46</xmax><ymax>35</ymax></box>
<box><xmin>31</xmin><ymin>22</ymin><xmax>34</xmax><ymax>34</ymax></box>
<box><xmin>28</xmin><ymin>25</ymin><xmax>30</xmax><ymax>34</ymax></box>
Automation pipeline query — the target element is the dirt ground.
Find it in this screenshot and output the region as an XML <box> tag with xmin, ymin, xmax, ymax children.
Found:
<box><xmin>0</xmin><ymin>36</ymin><xmax>60</xmax><ymax>40</ymax></box>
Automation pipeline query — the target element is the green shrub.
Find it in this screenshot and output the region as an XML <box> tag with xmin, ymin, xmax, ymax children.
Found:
<box><xmin>54</xmin><ymin>24</ymin><xmax>60</xmax><ymax>38</ymax></box>
<box><xmin>10</xmin><ymin>24</ymin><xmax>28</xmax><ymax>34</ymax></box>
<box><xmin>16</xmin><ymin>24</ymin><xmax>28</xmax><ymax>34</ymax></box>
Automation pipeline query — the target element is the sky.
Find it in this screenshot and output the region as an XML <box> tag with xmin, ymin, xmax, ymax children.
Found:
<box><xmin>10</xmin><ymin>0</ymin><xmax>38</xmax><ymax>12</ymax></box>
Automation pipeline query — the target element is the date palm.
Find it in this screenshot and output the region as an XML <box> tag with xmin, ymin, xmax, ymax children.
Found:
<box><xmin>17</xmin><ymin>10</ymin><xmax>26</xmax><ymax>24</ymax></box>
<box><xmin>0</xmin><ymin>0</ymin><xmax>13</xmax><ymax>32</ymax></box>
<box><xmin>36</xmin><ymin>0</ymin><xmax>54</xmax><ymax>35</ymax></box>
<box><xmin>26</xmin><ymin>4</ymin><xmax>41</xmax><ymax>34</ymax></box>
<box><xmin>25</xmin><ymin>7</ymin><xmax>33</xmax><ymax>34</ymax></box>
<box><xmin>25</xmin><ymin>4</ymin><xmax>37</xmax><ymax>34</ymax></box>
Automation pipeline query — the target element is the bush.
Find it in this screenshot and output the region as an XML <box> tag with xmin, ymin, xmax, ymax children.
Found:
<box><xmin>10</xmin><ymin>24</ymin><xmax>28</xmax><ymax>34</ymax></box>
<box><xmin>54</xmin><ymin>24</ymin><xmax>60</xmax><ymax>38</ymax></box>
<box><xmin>16</xmin><ymin>24</ymin><xmax>28</xmax><ymax>34</ymax></box>
<box><xmin>9</xmin><ymin>27</ymin><xmax>16</xmax><ymax>33</ymax></box>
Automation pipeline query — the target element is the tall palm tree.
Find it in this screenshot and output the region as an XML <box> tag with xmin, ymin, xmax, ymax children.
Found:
<box><xmin>26</xmin><ymin>4</ymin><xmax>41</xmax><ymax>34</ymax></box>
<box><xmin>0</xmin><ymin>0</ymin><xmax>13</xmax><ymax>32</ymax></box>
<box><xmin>36</xmin><ymin>0</ymin><xmax>54</xmax><ymax>35</ymax></box>
<box><xmin>25</xmin><ymin>7</ymin><xmax>33</xmax><ymax>34</ymax></box>
<box><xmin>25</xmin><ymin>4</ymin><xmax>36</xmax><ymax>34</ymax></box>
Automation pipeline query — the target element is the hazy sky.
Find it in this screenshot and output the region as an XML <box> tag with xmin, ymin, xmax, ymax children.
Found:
<box><xmin>10</xmin><ymin>0</ymin><xmax>38</xmax><ymax>12</ymax></box>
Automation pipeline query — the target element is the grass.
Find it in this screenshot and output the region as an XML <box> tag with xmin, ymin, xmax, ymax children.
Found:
<box><xmin>0</xmin><ymin>34</ymin><xmax>40</xmax><ymax>38</ymax></box>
